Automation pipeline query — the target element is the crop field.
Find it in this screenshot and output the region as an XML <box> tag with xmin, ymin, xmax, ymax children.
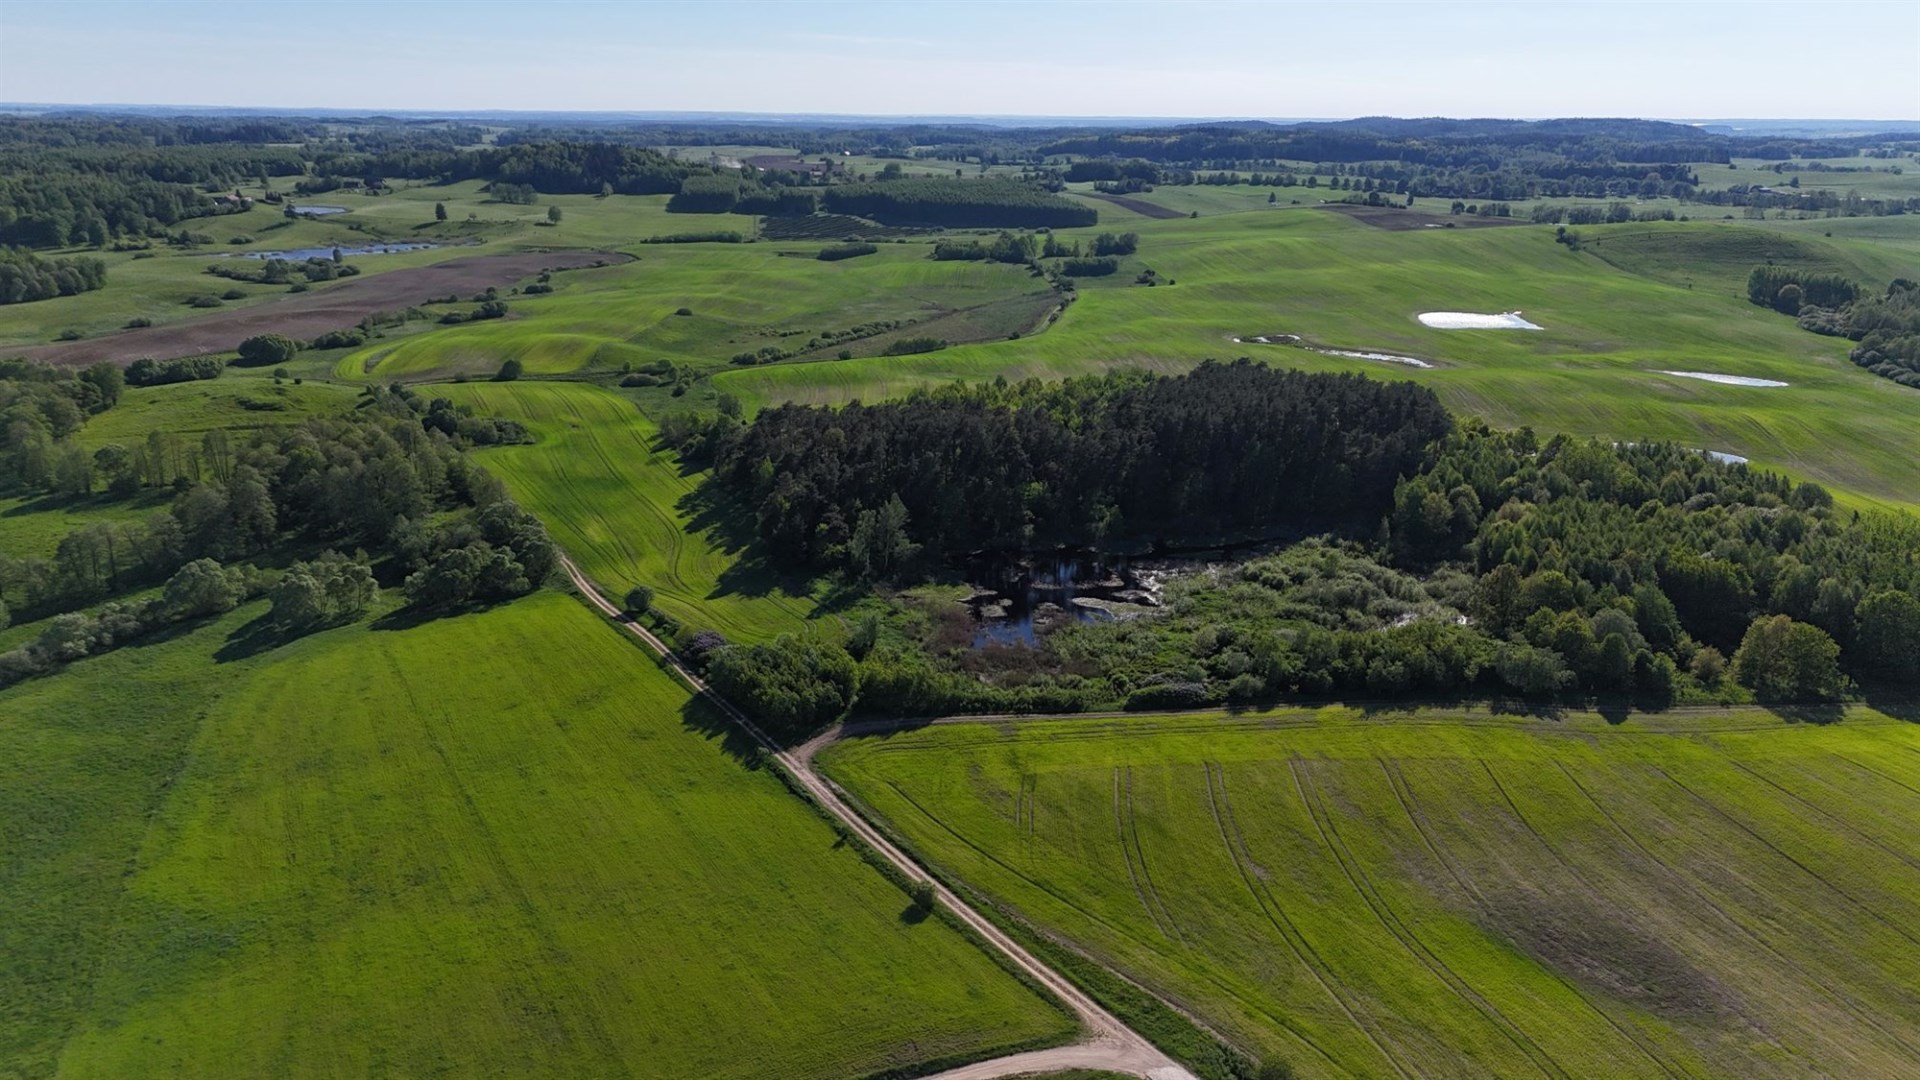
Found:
<box><xmin>0</xmin><ymin>590</ymin><xmax>1072</xmax><ymax>1078</ymax></box>
<box><xmin>340</xmin><ymin>242</ymin><xmax>1052</xmax><ymax>382</ymax></box>
<box><xmin>0</xmin><ymin>181</ymin><xmax>690</xmax><ymax>348</ymax></box>
<box><xmin>714</xmin><ymin>208</ymin><xmax>1920</xmax><ymax>511</ymax></box>
<box><xmin>435</xmin><ymin>381</ymin><xmax>819</xmax><ymax>642</ymax></box>
<box><xmin>821</xmin><ymin>707</ymin><xmax>1920</xmax><ymax>1079</ymax></box>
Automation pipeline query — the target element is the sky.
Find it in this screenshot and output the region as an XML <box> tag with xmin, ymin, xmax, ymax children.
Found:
<box><xmin>1</xmin><ymin>0</ymin><xmax>1915</xmax><ymax>120</ymax></box>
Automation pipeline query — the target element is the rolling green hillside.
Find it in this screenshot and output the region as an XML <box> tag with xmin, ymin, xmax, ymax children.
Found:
<box><xmin>715</xmin><ymin>211</ymin><xmax>1920</xmax><ymax>511</ymax></box>
<box><xmin>435</xmin><ymin>381</ymin><xmax>817</xmax><ymax>642</ymax></box>
<box><xmin>1</xmin><ymin>592</ymin><xmax>1072</xmax><ymax>1078</ymax></box>
<box><xmin>822</xmin><ymin>707</ymin><xmax>1920</xmax><ymax>1078</ymax></box>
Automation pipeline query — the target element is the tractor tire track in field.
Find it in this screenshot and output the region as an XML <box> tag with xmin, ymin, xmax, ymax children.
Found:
<box><xmin>394</xmin><ymin>650</ymin><xmax>632</xmax><ymax>1074</ymax></box>
<box><xmin>885</xmin><ymin>778</ymin><xmax>1138</xmax><ymax>944</ymax></box>
<box><xmin>1114</xmin><ymin>767</ymin><xmax>1185</xmax><ymax>947</ymax></box>
<box><xmin>1292</xmin><ymin>759</ymin><xmax>1564</xmax><ymax>1080</ymax></box>
<box><xmin>1378</xmin><ymin>761</ymin><xmax>1683</xmax><ymax>1080</ymax></box>
<box><xmin>1125</xmin><ymin>767</ymin><xmax>1187</xmax><ymax>950</ymax></box>
<box><xmin>1833</xmin><ymin>751</ymin><xmax>1920</xmax><ymax>799</ymax></box>
<box><xmin>1203</xmin><ymin>762</ymin><xmax>1390</xmax><ymax>1078</ymax></box>
<box><xmin>1553</xmin><ymin>761</ymin><xmax>1920</xmax><ymax>1063</ymax></box>
<box><xmin>564</xmin><ymin>393</ymin><xmax>689</xmax><ymax>592</ymax></box>
<box><xmin>1114</xmin><ymin>768</ymin><xmax>1175</xmax><ymax>942</ymax></box>
<box><xmin>1652</xmin><ymin>765</ymin><xmax>1920</xmax><ymax>952</ymax></box>
<box><xmin>561</xmin><ymin>554</ymin><xmax>1195</xmax><ymax>1080</ymax></box>
<box><xmin>1718</xmin><ymin>757</ymin><xmax>1920</xmax><ymax>874</ymax></box>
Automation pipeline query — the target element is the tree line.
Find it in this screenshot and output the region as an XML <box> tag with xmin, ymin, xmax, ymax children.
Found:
<box><xmin>821</xmin><ymin>179</ymin><xmax>1097</xmax><ymax>229</ymax></box>
<box><xmin>0</xmin><ymin>249</ymin><xmax>107</xmax><ymax>304</ymax></box>
<box><xmin>1749</xmin><ymin>267</ymin><xmax>1920</xmax><ymax>388</ymax></box>
<box><xmin>685</xmin><ymin>360</ymin><xmax>1451</xmax><ymax>575</ymax></box>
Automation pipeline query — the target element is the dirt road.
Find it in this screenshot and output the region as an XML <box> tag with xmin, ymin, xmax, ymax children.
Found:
<box><xmin>558</xmin><ymin>554</ymin><xmax>1197</xmax><ymax>1080</ymax></box>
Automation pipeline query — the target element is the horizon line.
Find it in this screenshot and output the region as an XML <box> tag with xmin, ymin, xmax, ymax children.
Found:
<box><xmin>2</xmin><ymin>103</ymin><xmax>1917</xmax><ymax>126</ymax></box>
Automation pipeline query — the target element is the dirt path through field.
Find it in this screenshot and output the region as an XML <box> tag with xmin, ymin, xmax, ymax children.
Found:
<box><xmin>15</xmin><ymin>250</ymin><xmax>629</xmax><ymax>367</ymax></box>
<box><xmin>558</xmin><ymin>554</ymin><xmax>1196</xmax><ymax>1080</ymax></box>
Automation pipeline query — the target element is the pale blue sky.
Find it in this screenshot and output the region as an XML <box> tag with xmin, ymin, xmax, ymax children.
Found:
<box><xmin>1</xmin><ymin>0</ymin><xmax>1915</xmax><ymax>119</ymax></box>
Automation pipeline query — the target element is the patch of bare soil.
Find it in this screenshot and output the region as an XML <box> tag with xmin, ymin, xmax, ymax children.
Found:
<box><xmin>15</xmin><ymin>250</ymin><xmax>630</xmax><ymax>368</ymax></box>
<box><xmin>1320</xmin><ymin>203</ymin><xmax>1528</xmax><ymax>232</ymax></box>
<box><xmin>1082</xmin><ymin>192</ymin><xmax>1186</xmax><ymax>220</ymax></box>
<box><xmin>1480</xmin><ymin>887</ymin><xmax>1741</xmax><ymax>1023</ymax></box>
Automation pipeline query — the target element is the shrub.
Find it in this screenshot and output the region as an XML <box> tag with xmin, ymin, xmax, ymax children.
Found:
<box><xmin>642</xmin><ymin>232</ymin><xmax>743</xmax><ymax>244</ymax></box>
<box><xmin>818</xmin><ymin>242</ymin><xmax>878</xmax><ymax>262</ymax></box>
<box><xmin>881</xmin><ymin>336</ymin><xmax>947</xmax><ymax>356</ymax></box>
<box><xmin>1125</xmin><ymin>680</ymin><xmax>1212</xmax><ymax>711</ymax></box>
<box><xmin>234</xmin><ymin>332</ymin><xmax>300</xmax><ymax>366</ymax></box>
<box><xmin>1059</xmin><ymin>256</ymin><xmax>1120</xmax><ymax>277</ymax></box>
<box><xmin>679</xmin><ymin>628</ymin><xmax>730</xmax><ymax>667</ymax></box>
<box><xmin>705</xmin><ymin>635</ymin><xmax>855</xmax><ymax>734</ymax></box>
<box><xmin>310</xmin><ymin>328</ymin><xmax>368</xmax><ymax>350</ymax></box>
<box><xmin>125</xmin><ymin>355</ymin><xmax>224</xmax><ymax>386</ymax></box>
<box><xmin>624</xmin><ymin>584</ymin><xmax>654</xmax><ymax>613</ymax></box>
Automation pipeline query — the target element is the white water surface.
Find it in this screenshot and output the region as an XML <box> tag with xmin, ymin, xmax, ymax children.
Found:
<box><xmin>1417</xmin><ymin>311</ymin><xmax>1542</xmax><ymax>329</ymax></box>
<box><xmin>1658</xmin><ymin>370</ymin><xmax>1789</xmax><ymax>388</ymax></box>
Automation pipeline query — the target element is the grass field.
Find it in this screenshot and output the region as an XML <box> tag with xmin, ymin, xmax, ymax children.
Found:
<box><xmin>1</xmin><ymin>590</ymin><xmax>1073</xmax><ymax>1078</ymax></box>
<box><xmin>714</xmin><ymin>209</ymin><xmax>1920</xmax><ymax>511</ymax></box>
<box><xmin>79</xmin><ymin>377</ymin><xmax>356</xmax><ymax>448</ymax></box>
<box><xmin>435</xmin><ymin>381</ymin><xmax>820</xmax><ymax>642</ymax></box>
<box><xmin>337</xmin><ymin>242</ymin><xmax>1053</xmax><ymax>382</ymax></box>
<box><xmin>0</xmin><ymin>181</ymin><xmax>686</xmax><ymax>347</ymax></box>
<box><xmin>821</xmin><ymin>707</ymin><xmax>1920</xmax><ymax>1079</ymax></box>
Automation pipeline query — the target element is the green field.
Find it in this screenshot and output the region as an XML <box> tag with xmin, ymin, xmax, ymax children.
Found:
<box><xmin>0</xmin><ymin>181</ymin><xmax>695</xmax><ymax>347</ymax></box>
<box><xmin>10</xmin><ymin>129</ymin><xmax>1920</xmax><ymax>1080</ymax></box>
<box><xmin>821</xmin><ymin>707</ymin><xmax>1920</xmax><ymax>1079</ymax></box>
<box><xmin>434</xmin><ymin>381</ymin><xmax>819</xmax><ymax>642</ymax></box>
<box><xmin>337</xmin><ymin>239</ymin><xmax>1055</xmax><ymax>382</ymax></box>
<box><xmin>78</xmin><ymin>377</ymin><xmax>357</xmax><ymax>447</ymax></box>
<box><xmin>714</xmin><ymin>209</ymin><xmax>1920</xmax><ymax>512</ymax></box>
<box><xmin>1</xmin><ymin>590</ymin><xmax>1072</xmax><ymax>1078</ymax></box>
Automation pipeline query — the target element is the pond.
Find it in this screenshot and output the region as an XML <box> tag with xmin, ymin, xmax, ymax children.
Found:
<box><xmin>284</xmin><ymin>205</ymin><xmax>349</xmax><ymax>216</ymax></box>
<box><xmin>1417</xmin><ymin>311</ymin><xmax>1543</xmax><ymax>330</ymax></box>
<box><xmin>963</xmin><ymin>553</ymin><xmax>1164</xmax><ymax>648</ymax></box>
<box><xmin>232</xmin><ymin>242</ymin><xmax>439</xmax><ymax>261</ymax></box>
<box><xmin>1657</xmin><ymin>370</ymin><xmax>1789</xmax><ymax>388</ymax></box>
